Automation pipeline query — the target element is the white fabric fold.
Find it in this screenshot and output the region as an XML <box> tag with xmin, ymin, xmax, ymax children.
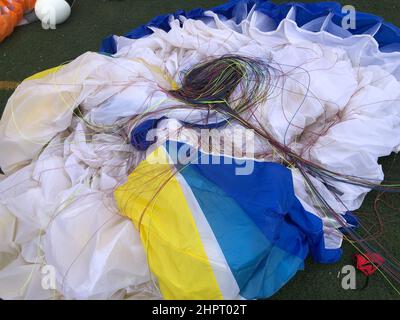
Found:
<box><xmin>1</xmin><ymin>6</ymin><xmax>400</xmax><ymax>299</ymax></box>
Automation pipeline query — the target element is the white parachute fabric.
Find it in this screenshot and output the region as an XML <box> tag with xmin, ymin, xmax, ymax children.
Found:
<box><xmin>1</xmin><ymin>5</ymin><xmax>400</xmax><ymax>299</ymax></box>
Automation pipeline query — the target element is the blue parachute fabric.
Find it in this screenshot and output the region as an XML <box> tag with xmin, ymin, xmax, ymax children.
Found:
<box><xmin>100</xmin><ymin>0</ymin><xmax>400</xmax><ymax>54</ymax></box>
<box><xmin>166</xmin><ymin>140</ymin><xmax>343</xmax><ymax>265</ymax></box>
<box><xmin>160</xmin><ymin>140</ymin><xmax>342</xmax><ymax>298</ymax></box>
<box><xmin>130</xmin><ymin>117</ymin><xmax>168</xmax><ymax>151</ymax></box>
<box><xmin>339</xmin><ymin>211</ymin><xmax>360</xmax><ymax>234</ymax></box>
<box><xmin>130</xmin><ymin>117</ymin><xmax>229</xmax><ymax>151</ymax></box>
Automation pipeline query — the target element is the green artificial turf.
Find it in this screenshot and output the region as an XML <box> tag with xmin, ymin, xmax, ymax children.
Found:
<box><xmin>1</xmin><ymin>0</ymin><xmax>400</xmax><ymax>300</ymax></box>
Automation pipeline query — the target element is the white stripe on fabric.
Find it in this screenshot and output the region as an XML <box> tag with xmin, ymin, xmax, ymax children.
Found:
<box><xmin>175</xmin><ymin>173</ymin><xmax>241</xmax><ymax>300</ymax></box>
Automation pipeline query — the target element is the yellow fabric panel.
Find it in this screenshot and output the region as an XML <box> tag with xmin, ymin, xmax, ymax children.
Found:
<box><xmin>25</xmin><ymin>66</ymin><xmax>63</xmax><ymax>81</ymax></box>
<box><xmin>114</xmin><ymin>146</ymin><xmax>222</xmax><ymax>300</ymax></box>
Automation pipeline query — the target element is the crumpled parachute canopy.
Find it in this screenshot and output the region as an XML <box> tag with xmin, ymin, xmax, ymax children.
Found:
<box><xmin>102</xmin><ymin>0</ymin><xmax>400</xmax><ymax>54</ymax></box>
<box><xmin>1</xmin><ymin>0</ymin><xmax>400</xmax><ymax>299</ymax></box>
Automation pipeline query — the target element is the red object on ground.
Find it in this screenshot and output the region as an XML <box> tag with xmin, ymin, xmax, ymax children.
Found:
<box><xmin>354</xmin><ymin>252</ymin><xmax>385</xmax><ymax>277</ymax></box>
<box><xmin>0</xmin><ymin>0</ymin><xmax>36</xmax><ymax>42</ymax></box>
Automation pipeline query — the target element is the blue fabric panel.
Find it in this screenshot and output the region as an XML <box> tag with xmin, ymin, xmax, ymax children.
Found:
<box><xmin>100</xmin><ymin>0</ymin><xmax>400</xmax><ymax>54</ymax></box>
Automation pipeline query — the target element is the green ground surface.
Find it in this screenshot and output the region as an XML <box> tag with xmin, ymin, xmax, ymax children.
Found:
<box><xmin>1</xmin><ymin>0</ymin><xmax>400</xmax><ymax>300</ymax></box>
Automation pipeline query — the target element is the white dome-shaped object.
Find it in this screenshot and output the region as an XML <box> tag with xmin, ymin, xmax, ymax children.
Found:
<box><xmin>35</xmin><ymin>0</ymin><xmax>71</xmax><ymax>26</ymax></box>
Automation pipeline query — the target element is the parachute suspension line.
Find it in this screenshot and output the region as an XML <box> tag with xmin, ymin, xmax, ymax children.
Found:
<box><xmin>162</xmin><ymin>54</ymin><xmax>400</xmax><ymax>293</ymax></box>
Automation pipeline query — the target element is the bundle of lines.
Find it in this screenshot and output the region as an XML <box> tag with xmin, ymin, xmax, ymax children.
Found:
<box><xmin>128</xmin><ymin>54</ymin><xmax>400</xmax><ymax>293</ymax></box>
